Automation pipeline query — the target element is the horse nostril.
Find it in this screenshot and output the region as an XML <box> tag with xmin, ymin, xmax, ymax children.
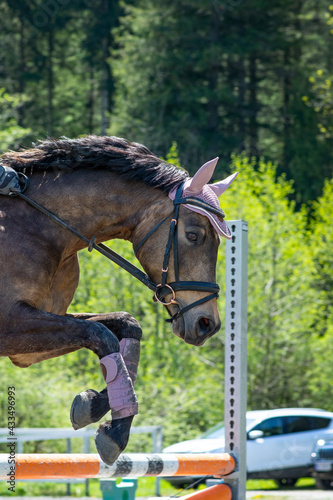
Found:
<box><xmin>198</xmin><ymin>317</ymin><xmax>212</xmax><ymax>335</ymax></box>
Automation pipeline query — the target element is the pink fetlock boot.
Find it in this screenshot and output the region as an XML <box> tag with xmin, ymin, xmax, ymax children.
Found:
<box><xmin>70</xmin><ymin>339</ymin><xmax>140</xmax><ymax>431</ymax></box>
<box><xmin>119</xmin><ymin>338</ymin><xmax>140</xmax><ymax>386</ymax></box>
<box><xmin>96</xmin><ymin>352</ymin><xmax>138</xmax><ymax>465</ymax></box>
<box><xmin>100</xmin><ymin>352</ymin><xmax>138</xmax><ymax>420</ymax></box>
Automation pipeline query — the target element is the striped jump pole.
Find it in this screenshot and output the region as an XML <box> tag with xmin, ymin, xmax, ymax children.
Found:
<box><xmin>0</xmin><ymin>453</ymin><xmax>235</xmax><ymax>480</ymax></box>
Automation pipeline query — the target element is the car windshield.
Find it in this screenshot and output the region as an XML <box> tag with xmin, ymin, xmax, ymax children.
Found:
<box><xmin>200</xmin><ymin>422</ymin><xmax>225</xmax><ymax>439</ymax></box>
<box><xmin>200</xmin><ymin>418</ymin><xmax>257</xmax><ymax>439</ymax></box>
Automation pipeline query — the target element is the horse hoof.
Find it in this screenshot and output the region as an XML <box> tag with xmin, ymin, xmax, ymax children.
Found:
<box><xmin>95</xmin><ymin>416</ymin><xmax>133</xmax><ymax>465</ymax></box>
<box><xmin>70</xmin><ymin>389</ymin><xmax>110</xmax><ymax>430</ymax></box>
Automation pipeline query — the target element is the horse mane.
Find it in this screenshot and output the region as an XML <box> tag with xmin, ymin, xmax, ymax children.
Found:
<box><xmin>0</xmin><ymin>135</ymin><xmax>188</xmax><ymax>193</ymax></box>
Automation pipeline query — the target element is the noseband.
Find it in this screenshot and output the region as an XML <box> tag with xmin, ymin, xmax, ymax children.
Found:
<box><xmin>0</xmin><ymin>165</ymin><xmax>220</xmax><ymax>323</ymax></box>
<box><xmin>134</xmin><ymin>182</ymin><xmax>220</xmax><ymax>322</ymax></box>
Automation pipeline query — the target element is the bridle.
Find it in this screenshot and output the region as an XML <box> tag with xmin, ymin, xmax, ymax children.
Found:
<box><xmin>134</xmin><ymin>182</ymin><xmax>220</xmax><ymax>322</ymax></box>
<box><xmin>0</xmin><ymin>165</ymin><xmax>220</xmax><ymax>323</ymax></box>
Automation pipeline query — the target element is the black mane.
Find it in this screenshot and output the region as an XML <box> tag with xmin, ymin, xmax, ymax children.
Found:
<box><xmin>1</xmin><ymin>135</ymin><xmax>188</xmax><ymax>193</ymax></box>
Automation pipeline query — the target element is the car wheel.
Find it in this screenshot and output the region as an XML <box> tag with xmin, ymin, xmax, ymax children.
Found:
<box><xmin>274</xmin><ymin>478</ymin><xmax>297</xmax><ymax>488</ymax></box>
<box><xmin>316</xmin><ymin>478</ymin><xmax>333</xmax><ymax>490</ymax></box>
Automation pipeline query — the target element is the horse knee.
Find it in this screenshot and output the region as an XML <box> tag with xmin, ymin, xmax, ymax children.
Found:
<box><xmin>117</xmin><ymin>312</ymin><xmax>142</xmax><ymax>341</ymax></box>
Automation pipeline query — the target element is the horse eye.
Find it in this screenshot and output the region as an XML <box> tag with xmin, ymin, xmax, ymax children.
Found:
<box><xmin>187</xmin><ymin>232</ymin><xmax>198</xmax><ymax>242</ymax></box>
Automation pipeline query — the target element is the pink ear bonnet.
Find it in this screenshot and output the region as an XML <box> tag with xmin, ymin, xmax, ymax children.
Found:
<box><xmin>169</xmin><ymin>158</ymin><xmax>238</xmax><ymax>239</ymax></box>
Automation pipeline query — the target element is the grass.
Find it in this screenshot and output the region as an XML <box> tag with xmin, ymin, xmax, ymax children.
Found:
<box><xmin>246</xmin><ymin>478</ymin><xmax>316</xmax><ymax>490</ymax></box>
<box><xmin>0</xmin><ymin>477</ymin><xmax>198</xmax><ymax>497</ymax></box>
<box><xmin>0</xmin><ymin>477</ymin><xmax>317</xmax><ymax>497</ymax></box>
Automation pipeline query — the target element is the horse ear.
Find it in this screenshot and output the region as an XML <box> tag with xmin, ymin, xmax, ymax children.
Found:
<box><xmin>185</xmin><ymin>157</ymin><xmax>219</xmax><ymax>195</ymax></box>
<box><xmin>209</xmin><ymin>172</ymin><xmax>239</xmax><ymax>196</ymax></box>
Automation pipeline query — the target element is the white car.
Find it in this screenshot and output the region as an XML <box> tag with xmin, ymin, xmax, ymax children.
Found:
<box><xmin>163</xmin><ymin>408</ymin><xmax>333</xmax><ymax>488</ymax></box>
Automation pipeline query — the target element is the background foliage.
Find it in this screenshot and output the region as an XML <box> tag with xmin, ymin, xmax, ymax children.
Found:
<box><xmin>0</xmin><ymin>0</ymin><xmax>332</xmax><ymax>480</ymax></box>
<box><xmin>0</xmin><ymin>0</ymin><xmax>333</xmax><ymax>201</ymax></box>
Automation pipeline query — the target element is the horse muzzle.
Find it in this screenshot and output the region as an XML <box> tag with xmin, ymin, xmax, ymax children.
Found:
<box><xmin>185</xmin><ymin>316</ymin><xmax>221</xmax><ymax>346</ymax></box>
<box><xmin>170</xmin><ymin>302</ymin><xmax>221</xmax><ymax>346</ymax></box>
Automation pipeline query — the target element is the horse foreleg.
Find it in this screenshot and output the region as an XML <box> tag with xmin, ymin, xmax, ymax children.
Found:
<box><xmin>3</xmin><ymin>304</ymin><xmax>139</xmax><ymax>465</ymax></box>
<box><xmin>69</xmin><ymin>312</ymin><xmax>141</xmax><ymax>430</ymax></box>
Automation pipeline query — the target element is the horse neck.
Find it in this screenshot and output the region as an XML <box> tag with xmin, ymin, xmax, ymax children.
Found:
<box><xmin>28</xmin><ymin>170</ymin><xmax>170</xmax><ymax>251</ymax></box>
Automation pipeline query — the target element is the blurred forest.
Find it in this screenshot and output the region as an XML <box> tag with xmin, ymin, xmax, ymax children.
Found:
<box><xmin>0</xmin><ymin>0</ymin><xmax>332</xmax><ymax>454</ymax></box>
<box><xmin>1</xmin><ymin>0</ymin><xmax>333</xmax><ymax>201</ymax></box>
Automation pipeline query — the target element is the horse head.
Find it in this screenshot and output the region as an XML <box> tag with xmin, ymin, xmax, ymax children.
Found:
<box><xmin>134</xmin><ymin>158</ymin><xmax>238</xmax><ymax>346</ymax></box>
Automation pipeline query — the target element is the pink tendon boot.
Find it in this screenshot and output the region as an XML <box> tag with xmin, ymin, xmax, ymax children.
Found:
<box><xmin>100</xmin><ymin>352</ymin><xmax>138</xmax><ymax>420</ymax></box>
<box><xmin>119</xmin><ymin>338</ymin><xmax>140</xmax><ymax>385</ymax></box>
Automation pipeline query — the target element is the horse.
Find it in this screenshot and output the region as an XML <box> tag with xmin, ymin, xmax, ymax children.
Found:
<box><xmin>0</xmin><ymin>135</ymin><xmax>237</xmax><ymax>465</ymax></box>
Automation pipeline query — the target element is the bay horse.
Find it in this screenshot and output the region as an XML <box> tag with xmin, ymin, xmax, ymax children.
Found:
<box><xmin>0</xmin><ymin>136</ymin><xmax>237</xmax><ymax>465</ymax></box>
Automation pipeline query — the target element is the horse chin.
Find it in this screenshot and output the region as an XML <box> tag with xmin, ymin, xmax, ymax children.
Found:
<box><xmin>172</xmin><ymin>322</ymin><xmax>211</xmax><ymax>346</ymax></box>
<box><xmin>171</xmin><ymin>316</ymin><xmax>186</xmax><ymax>341</ymax></box>
<box><xmin>184</xmin><ymin>335</ymin><xmax>208</xmax><ymax>347</ymax></box>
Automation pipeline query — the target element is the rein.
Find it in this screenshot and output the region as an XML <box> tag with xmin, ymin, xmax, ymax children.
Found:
<box><xmin>16</xmin><ymin>191</ymin><xmax>158</xmax><ymax>293</ymax></box>
<box><xmin>0</xmin><ymin>165</ymin><xmax>220</xmax><ymax>322</ymax></box>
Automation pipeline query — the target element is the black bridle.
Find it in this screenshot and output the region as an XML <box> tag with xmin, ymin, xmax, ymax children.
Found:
<box><xmin>0</xmin><ymin>165</ymin><xmax>220</xmax><ymax>323</ymax></box>
<box><xmin>134</xmin><ymin>182</ymin><xmax>220</xmax><ymax>322</ymax></box>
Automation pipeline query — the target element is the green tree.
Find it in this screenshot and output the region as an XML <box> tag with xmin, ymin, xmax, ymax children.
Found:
<box><xmin>221</xmin><ymin>156</ymin><xmax>321</xmax><ymax>408</ymax></box>
<box><xmin>0</xmin><ymin>88</ymin><xmax>32</xmax><ymax>151</ymax></box>
<box><xmin>303</xmin><ymin>178</ymin><xmax>333</xmax><ymax>407</ymax></box>
<box><xmin>111</xmin><ymin>0</ymin><xmax>333</xmax><ymax>203</ymax></box>
<box><xmin>308</xmin><ymin>178</ymin><xmax>333</xmax><ymax>334</ymax></box>
<box><xmin>0</xmin><ymin>0</ymin><xmax>122</xmax><ymax>140</ymax></box>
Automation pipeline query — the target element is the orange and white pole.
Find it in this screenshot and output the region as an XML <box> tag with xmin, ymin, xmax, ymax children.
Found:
<box><xmin>0</xmin><ymin>453</ymin><xmax>235</xmax><ymax>480</ymax></box>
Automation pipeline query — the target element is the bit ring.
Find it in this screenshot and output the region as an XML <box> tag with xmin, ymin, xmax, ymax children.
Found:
<box><xmin>154</xmin><ymin>284</ymin><xmax>176</xmax><ymax>305</ymax></box>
